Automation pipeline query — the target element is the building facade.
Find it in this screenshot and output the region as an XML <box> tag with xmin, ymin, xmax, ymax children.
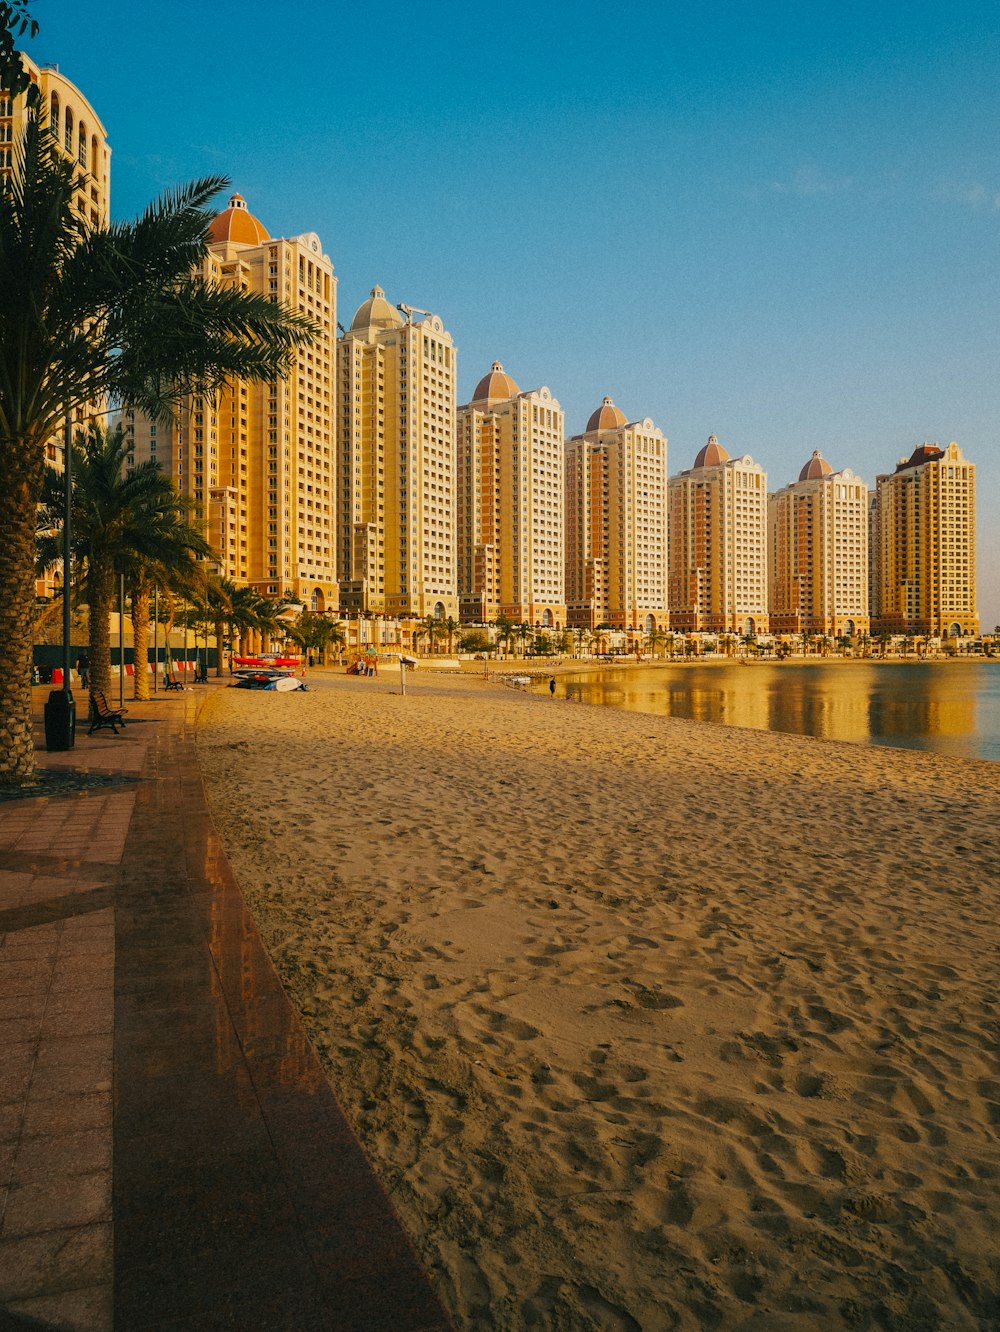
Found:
<box><xmin>768</xmin><ymin>450</ymin><xmax>869</xmax><ymax>639</ymax></box>
<box><xmin>565</xmin><ymin>396</ymin><xmax>668</xmax><ymax>632</ymax></box>
<box><xmin>667</xmin><ymin>436</ymin><xmax>769</xmax><ymax>635</ymax></box>
<box><xmin>337</xmin><ymin>288</ymin><xmax>458</xmax><ymax>620</ymax></box>
<box><xmin>873</xmin><ymin>441</ymin><xmax>977</xmax><ymax>637</ymax></box>
<box><xmin>3</xmin><ymin>55</ymin><xmax>112</xmax><ymax>596</ymax></box>
<box><xmin>1</xmin><ymin>54</ymin><xmax>110</xmax><ymax>230</ymax></box>
<box><xmin>457</xmin><ymin>363</ymin><xmax>565</xmax><ymax>627</ymax></box>
<box><xmin>126</xmin><ymin>194</ymin><xmax>339</xmax><ymax>609</ymax></box>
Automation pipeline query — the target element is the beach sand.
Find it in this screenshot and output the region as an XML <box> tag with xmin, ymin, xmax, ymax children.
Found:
<box><xmin>197</xmin><ymin>667</ymin><xmax>1000</xmax><ymax>1330</ymax></box>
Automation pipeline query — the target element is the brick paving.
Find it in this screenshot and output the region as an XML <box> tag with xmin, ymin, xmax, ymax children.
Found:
<box><xmin>0</xmin><ymin>685</ymin><xmax>450</xmax><ymax>1331</ymax></box>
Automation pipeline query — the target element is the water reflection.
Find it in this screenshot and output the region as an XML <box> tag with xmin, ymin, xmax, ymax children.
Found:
<box><xmin>557</xmin><ymin>662</ymin><xmax>1000</xmax><ymax>761</ymax></box>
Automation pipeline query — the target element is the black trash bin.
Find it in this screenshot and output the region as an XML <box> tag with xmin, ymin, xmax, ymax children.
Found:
<box><xmin>44</xmin><ymin>689</ymin><xmax>76</xmax><ymax>751</ymax></box>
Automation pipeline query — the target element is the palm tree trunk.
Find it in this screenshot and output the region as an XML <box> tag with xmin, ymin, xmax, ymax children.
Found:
<box><xmin>131</xmin><ymin>583</ymin><xmax>151</xmax><ymax>700</ymax></box>
<box><xmin>87</xmin><ymin>556</ymin><xmax>115</xmax><ymax>698</ymax></box>
<box><xmin>0</xmin><ymin>458</ymin><xmax>44</xmax><ymax>782</ymax></box>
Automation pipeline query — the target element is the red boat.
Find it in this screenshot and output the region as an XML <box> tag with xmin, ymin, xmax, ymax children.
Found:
<box><xmin>232</xmin><ymin>654</ymin><xmax>301</xmax><ymax>669</ymax></box>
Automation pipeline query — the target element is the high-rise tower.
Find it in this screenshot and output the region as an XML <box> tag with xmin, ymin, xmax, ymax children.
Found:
<box><xmin>1</xmin><ymin>54</ymin><xmax>110</xmax><ymax>230</ymax></box>
<box><xmin>126</xmin><ymin>194</ymin><xmax>339</xmax><ymax>609</ymax></box>
<box><xmin>667</xmin><ymin>436</ymin><xmax>769</xmax><ymax>635</ymax></box>
<box><xmin>3</xmin><ymin>55</ymin><xmax>112</xmax><ymax>597</ymax></box>
<box><xmin>337</xmin><ymin>288</ymin><xmax>458</xmax><ymax>620</ymax></box>
<box><xmin>456</xmin><ymin>363</ymin><xmax>565</xmax><ymax>628</ymax></box>
<box><xmin>565</xmin><ymin>396</ymin><xmax>668</xmax><ymax>633</ymax></box>
<box><xmin>873</xmin><ymin>441</ymin><xmax>977</xmax><ymax>637</ymax></box>
<box><xmin>768</xmin><ymin>450</ymin><xmax>869</xmax><ymax>638</ymax></box>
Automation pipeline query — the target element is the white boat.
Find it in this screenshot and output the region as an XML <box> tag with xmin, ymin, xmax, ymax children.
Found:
<box><xmin>232</xmin><ymin>668</ymin><xmax>306</xmax><ymax>692</ymax></box>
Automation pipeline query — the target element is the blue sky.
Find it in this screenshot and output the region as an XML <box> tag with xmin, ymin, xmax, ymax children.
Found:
<box><xmin>29</xmin><ymin>0</ymin><xmax>999</xmax><ymax>627</ymax></box>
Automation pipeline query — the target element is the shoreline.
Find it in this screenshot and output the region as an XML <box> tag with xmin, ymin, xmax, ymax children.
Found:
<box><xmin>473</xmin><ymin>654</ymin><xmax>996</xmax><ymax>674</ymax></box>
<box><xmin>197</xmin><ymin>670</ymin><xmax>1000</xmax><ymax>1330</ymax></box>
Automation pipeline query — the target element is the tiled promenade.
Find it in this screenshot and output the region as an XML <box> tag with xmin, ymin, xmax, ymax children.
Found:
<box><xmin>0</xmin><ymin>685</ymin><xmax>451</xmax><ymax>1331</ymax></box>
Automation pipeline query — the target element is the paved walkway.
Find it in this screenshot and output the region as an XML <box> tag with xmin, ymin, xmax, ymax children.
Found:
<box><xmin>0</xmin><ymin>684</ymin><xmax>450</xmax><ymax>1331</ymax></box>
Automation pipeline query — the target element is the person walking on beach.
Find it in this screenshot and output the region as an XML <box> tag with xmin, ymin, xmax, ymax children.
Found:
<box><xmin>549</xmin><ymin>676</ymin><xmax>556</xmax><ymax>697</ymax></box>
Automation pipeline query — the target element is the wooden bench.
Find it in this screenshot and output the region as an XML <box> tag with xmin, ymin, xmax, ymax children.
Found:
<box><xmin>88</xmin><ymin>690</ymin><xmax>127</xmax><ymax>735</ymax></box>
<box><xmin>163</xmin><ymin>675</ymin><xmax>183</xmax><ymax>691</ymax></box>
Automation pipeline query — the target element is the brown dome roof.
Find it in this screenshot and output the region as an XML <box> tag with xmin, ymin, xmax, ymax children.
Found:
<box><xmin>799</xmin><ymin>449</ymin><xmax>833</xmax><ymax>481</ymax></box>
<box><xmin>472</xmin><ymin>361</ymin><xmax>521</xmax><ymax>405</ymax></box>
<box><xmin>207</xmin><ymin>193</ymin><xmax>270</xmax><ymax>246</ymax></box>
<box><xmin>694</xmin><ymin>434</ymin><xmax>730</xmax><ymax>468</ymax></box>
<box><xmin>350</xmin><ymin>285</ymin><xmax>404</xmax><ymax>333</ymax></box>
<box><xmin>587</xmin><ymin>395</ymin><xmax>627</xmax><ymax>433</ymax></box>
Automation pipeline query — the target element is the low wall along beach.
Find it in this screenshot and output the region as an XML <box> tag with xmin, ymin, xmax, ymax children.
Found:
<box><xmin>197</xmin><ymin>667</ymin><xmax>1000</xmax><ymax>1330</ymax></box>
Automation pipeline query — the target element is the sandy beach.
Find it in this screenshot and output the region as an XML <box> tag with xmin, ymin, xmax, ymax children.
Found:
<box><xmin>197</xmin><ymin>667</ymin><xmax>1000</xmax><ymax>1330</ymax></box>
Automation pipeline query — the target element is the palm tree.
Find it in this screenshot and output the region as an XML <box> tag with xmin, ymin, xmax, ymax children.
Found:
<box><xmin>225</xmin><ymin>585</ymin><xmax>265</xmax><ymax>657</ymax></box>
<box><xmin>325</xmin><ymin>620</ymin><xmax>347</xmax><ymax>664</ymax></box>
<box><xmin>515</xmin><ymin>621</ymin><xmax>533</xmax><ymax>657</ymax></box>
<box><xmin>130</xmin><ymin>545</ymin><xmax>208</xmax><ymax>698</ymax></box>
<box><xmin>1</xmin><ymin>117</ymin><xmax>314</xmax><ymax>780</ymax></box>
<box><xmin>285</xmin><ymin>609</ymin><xmax>343</xmax><ymax>665</ymax></box>
<box><xmin>573</xmin><ymin>625</ymin><xmax>591</xmax><ymax>658</ymax></box>
<box><xmin>205</xmin><ymin>576</ymin><xmax>235</xmax><ymax>678</ymax></box>
<box><xmin>418</xmin><ymin>614</ymin><xmax>444</xmax><ymax>656</ymax></box>
<box><xmin>645</xmin><ymin>628</ymin><xmax>666</xmax><ymax>660</ymax></box>
<box><xmin>37</xmin><ymin>424</ymin><xmax>214</xmax><ymax>699</ymax></box>
<box><xmin>493</xmin><ymin>614</ymin><xmax>516</xmax><ymax>659</ymax></box>
<box><xmin>255</xmin><ymin>594</ymin><xmax>295</xmax><ymax>654</ymax></box>
<box><xmin>442</xmin><ymin>615</ymin><xmax>459</xmax><ymax>656</ymax></box>
<box><xmin>128</xmin><ymin>559</ymin><xmax>160</xmax><ymax>697</ymax></box>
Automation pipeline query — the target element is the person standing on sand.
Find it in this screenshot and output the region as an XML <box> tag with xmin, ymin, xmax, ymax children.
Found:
<box><xmin>549</xmin><ymin>676</ymin><xmax>556</xmax><ymax>697</ymax></box>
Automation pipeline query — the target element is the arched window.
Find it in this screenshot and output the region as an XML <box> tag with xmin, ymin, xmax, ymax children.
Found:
<box><xmin>49</xmin><ymin>92</ymin><xmax>60</xmax><ymax>140</ymax></box>
<box><xmin>64</xmin><ymin>107</ymin><xmax>73</xmax><ymax>154</ymax></box>
<box><xmin>91</xmin><ymin>134</ymin><xmax>99</xmax><ymax>176</ymax></box>
<box><xmin>78</xmin><ymin>121</ymin><xmax>87</xmax><ymax>167</ymax></box>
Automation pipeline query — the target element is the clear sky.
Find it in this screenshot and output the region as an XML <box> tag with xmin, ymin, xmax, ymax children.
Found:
<box><xmin>27</xmin><ymin>0</ymin><xmax>999</xmax><ymax>629</ymax></box>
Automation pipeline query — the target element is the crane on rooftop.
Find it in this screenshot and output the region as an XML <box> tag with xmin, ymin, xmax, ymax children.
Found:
<box><xmin>396</xmin><ymin>303</ymin><xmax>434</xmax><ymax>322</ymax></box>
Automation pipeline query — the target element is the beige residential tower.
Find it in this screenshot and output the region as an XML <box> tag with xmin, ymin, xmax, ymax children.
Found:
<box><xmin>668</xmin><ymin>436</ymin><xmax>769</xmax><ymax>635</ymax></box>
<box><xmin>768</xmin><ymin>450</ymin><xmax>869</xmax><ymax>639</ymax></box>
<box><xmin>457</xmin><ymin>363</ymin><xmax>565</xmax><ymax>628</ymax></box>
<box><xmin>872</xmin><ymin>441</ymin><xmax>977</xmax><ymax>637</ymax></box>
<box><xmin>127</xmin><ymin>194</ymin><xmax>339</xmax><ymax>609</ymax></box>
<box><xmin>565</xmin><ymin>396</ymin><xmax>668</xmax><ymax>633</ymax></box>
<box><xmin>337</xmin><ymin>288</ymin><xmax>458</xmax><ymax>621</ymax></box>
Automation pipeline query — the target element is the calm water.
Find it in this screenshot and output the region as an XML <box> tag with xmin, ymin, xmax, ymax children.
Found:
<box><xmin>549</xmin><ymin>661</ymin><xmax>1000</xmax><ymax>762</ymax></box>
